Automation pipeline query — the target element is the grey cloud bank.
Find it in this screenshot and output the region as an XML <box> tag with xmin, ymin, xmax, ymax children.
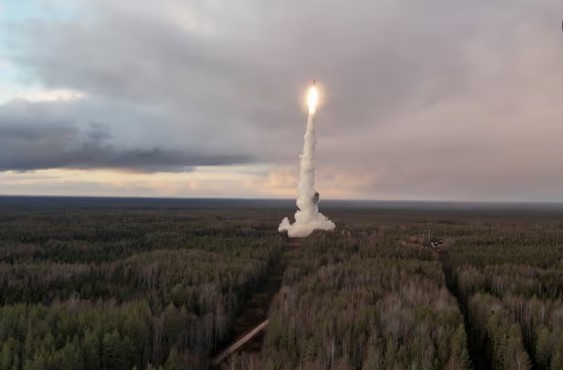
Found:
<box><xmin>0</xmin><ymin>100</ymin><xmax>253</xmax><ymax>171</ymax></box>
<box><xmin>1</xmin><ymin>0</ymin><xmax>563</xmax><ymax>200</ymax></box>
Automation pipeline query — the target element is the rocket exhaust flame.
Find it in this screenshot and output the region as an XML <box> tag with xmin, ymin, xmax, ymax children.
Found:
<box><xmin>307</xmin><ymin>85</ymin><xmax>319</xmax><ymax>114</ymax></box>
<box><xmin>278</xmin><ymin>81</ymin><xmax>335</xmax><ymax>238</ymax></box>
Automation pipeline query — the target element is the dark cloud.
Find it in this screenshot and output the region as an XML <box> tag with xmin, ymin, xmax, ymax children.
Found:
<box><xmin>0</xmin><ymin>119</ymin><xmax>252</xmax><ymax>172</ymax></box>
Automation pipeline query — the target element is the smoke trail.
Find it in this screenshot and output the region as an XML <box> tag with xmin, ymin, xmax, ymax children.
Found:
<box><xmin>278</xmin><ymin>89</ymin><xmax>335</xmax><ymax>238</ymax></box>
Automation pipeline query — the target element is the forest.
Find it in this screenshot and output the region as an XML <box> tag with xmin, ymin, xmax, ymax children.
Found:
<box><xmin>0</xmin><ymin>198</ymin><xmax>282</xmax><ymax>369</ymax></box>
<box><xmin>449</xmin><ymin>222</ymin><xmax>563</xmax><ymax>370</ymax></box>
<box><xmin>0</xmin><ymin>197</ymin><xmax>562</xmax><ymax>369</ymax></box>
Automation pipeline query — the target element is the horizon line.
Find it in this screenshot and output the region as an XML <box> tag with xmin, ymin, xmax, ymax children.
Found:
<box><xmin>2</xmin><ymin>194</ymin><xmax>563</xmax><ymax>206</ymax></box>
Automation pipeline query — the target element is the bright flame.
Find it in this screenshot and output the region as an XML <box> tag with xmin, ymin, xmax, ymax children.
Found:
<box><xmin>307</xmin><ymin>85</ymin><xmax>319</xmax><ymax>114</ymax></box>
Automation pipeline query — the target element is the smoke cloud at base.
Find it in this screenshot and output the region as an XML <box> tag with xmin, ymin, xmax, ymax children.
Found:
<box><xmin>278</xmin><ymin>211</ymin><xmax>335</xmax><ymax>238</ymax></box>
<box><xmin>278</xmin><ymin>94</ymin><xmax>335</xmax><ymax>238</ymax></box>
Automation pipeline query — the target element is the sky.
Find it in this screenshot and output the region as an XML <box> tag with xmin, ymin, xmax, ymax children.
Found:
<box><xmin>0</xmin><ymin>0</ymin><xmax>563</xmax><ymax>201</ymax></box>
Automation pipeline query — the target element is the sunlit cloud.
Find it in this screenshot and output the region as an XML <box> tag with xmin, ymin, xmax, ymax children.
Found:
<box><xmin>0</xmin><ymin>87</ymin><xmax>86</xmax><ymax>104</ymax></box>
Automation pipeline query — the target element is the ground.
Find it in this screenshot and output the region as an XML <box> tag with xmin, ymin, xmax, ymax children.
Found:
<box><xmin>0</xmin><ymin>197</ymin><xmax>562</xmax><ymax>370</ymax></box>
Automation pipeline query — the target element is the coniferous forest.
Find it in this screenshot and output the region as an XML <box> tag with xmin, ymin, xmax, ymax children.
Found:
<box><xmin>0</xmin><ymin>197</ymin><xmax>562</xmax><ymax>369</ymax></box>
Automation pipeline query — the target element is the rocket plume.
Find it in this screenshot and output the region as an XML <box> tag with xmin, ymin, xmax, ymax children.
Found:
<box><xmin>278</xmin><ymin>83</ymin><xmax>335</xmax><ymax>238</ymax></box>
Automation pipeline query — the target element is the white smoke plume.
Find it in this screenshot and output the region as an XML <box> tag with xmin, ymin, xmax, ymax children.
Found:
<box><xmin>278</xmin><ymin>85</ymin><xmax>335</xmax><ymax>238</ymax></box>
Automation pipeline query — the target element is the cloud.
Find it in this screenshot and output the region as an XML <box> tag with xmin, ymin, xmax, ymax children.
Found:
<box><xmin>0</xmin><ymin>106</ymin><xmax>253</xmax><ymax>171</ymax></box>
<box><xmin>0</xmin><ymin>88</ymin><xmax>85</xmax><ymax>103</ymax></box>
<box><xmin>1</xmin><ymin>0</ymin><xmax>563</xmax><ymax>199</ymax></box>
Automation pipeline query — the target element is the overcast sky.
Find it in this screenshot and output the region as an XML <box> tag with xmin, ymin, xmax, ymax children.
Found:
<box><xmin>1</xmin><ymin>0</ymin><xmax>563</xmax><ymax>201</ymax></box>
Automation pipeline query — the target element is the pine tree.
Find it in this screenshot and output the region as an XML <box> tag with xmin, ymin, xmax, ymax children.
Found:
<box><xmin>82</xmin><ymin>330</ymin><xmax>100</xmax><ymax>370</ymax></box>
<box><xmin>0</xmin><ymin>338</ymin><xmax>19</xmax><ymax>370</ymax></box>
<box><xmin>102</xmin><ymin>330</ymin><xmax>125</xmax><ymax>370</ymax></box>
<box><xmin>59</xmin><ymin>343</ymin><xmax>83</xmax><ymax>370</ymax></box>
<box><xmin>536</xmin><ymin>327</ymin><xmax>552</xmax><ymax>369</ymax></box>
<box><xmin>164</xmin><ymin>347</ymin><xmax>182</xmax><ymax>370</ymax></box>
